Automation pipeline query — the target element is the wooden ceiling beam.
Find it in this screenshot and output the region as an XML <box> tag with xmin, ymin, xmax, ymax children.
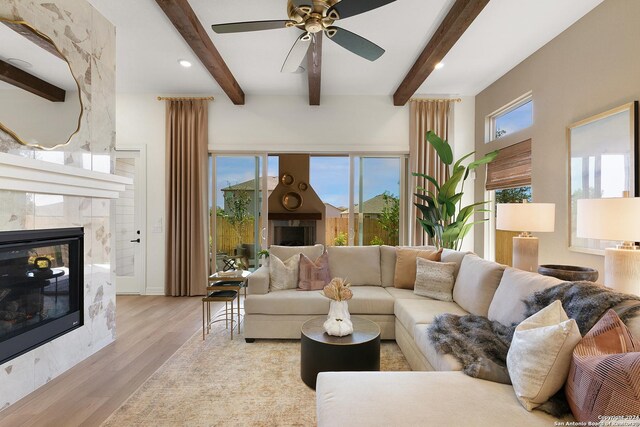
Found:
<box><xmin>155</xmin><ymin>0</ymin><xmax>245</xmax><ymax>105</ymax></box>
<box><xmin>1</xmin><ymin>21</ymin><xmax>65</xmax><ymax>60</ymax></box>
<box><xmin>393</xmin><ymin>0</ymin><xmax>490</xmax><ymax>106</ymax></box>
<box><xmin>307</xmin><ymin>33</ymin><xmax>322</xmax><ymax>106</ymax></box>
<box><xmin>0</xmin><ymin>59</ymin><xmax>66</xmax><ymax>102</ymax></box>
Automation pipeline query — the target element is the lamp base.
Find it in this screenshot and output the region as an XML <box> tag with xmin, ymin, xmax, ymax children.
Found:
<box><xmin>512</xmin><ymin>236</ymin><xmax>539</xmax><ymax>272</ymax></box>
<box><xmin>604</xmin><ymin>248</ymin><xmax>640</xmax><ymax>295</ymax></box>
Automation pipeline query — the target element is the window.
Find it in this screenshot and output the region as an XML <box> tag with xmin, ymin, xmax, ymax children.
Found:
<box><xmin>488</xmin><ymin>94</ymin><xmax>533</xmax><ymax>142</ymax></box>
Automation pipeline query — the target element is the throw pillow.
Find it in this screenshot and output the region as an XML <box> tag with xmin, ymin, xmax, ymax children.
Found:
<box><xmin>453</xmin><ymin>254</ymin><xmax>505</xmax><ymax>317</ymax></box>
<box><xmin>565</xmin><ymin>309</ymin><xmax>640</xmax><ymax>422</ymax></box>
<box><xmin>507</xmin><ymin>300</ymin><xmax>582</xmax><ymax>411</ymax></box>
<box><xmin>298</xmin><ymin>252</ymin><xmax>331</xmax><ymax>291</ymax></box>
<box><xmin>393</xmin><ymin>247</ymin><xmax>443</xmax><ymax>289</ymax></box>
<box><xmin>414</xmin><ymin>258</ymin><xmax>457</xmax><ymax>301</ymax></box>
<box><xmin>269</xmin><ymin>254</ymin><xmax>300</xmax><ymax>291</ymax></box>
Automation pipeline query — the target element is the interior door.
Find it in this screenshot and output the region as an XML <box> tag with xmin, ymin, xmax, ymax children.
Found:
<box><xmin>115</xmin><ymin>148</ymin><xmax>146</xmax><ymax>294</ymax></box>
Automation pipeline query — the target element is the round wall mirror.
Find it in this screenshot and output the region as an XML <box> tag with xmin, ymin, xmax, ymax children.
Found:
<box><xmin>0</xmin><ymin>18</ymin><xmax>83</xmax><ymax>149</ymax></box>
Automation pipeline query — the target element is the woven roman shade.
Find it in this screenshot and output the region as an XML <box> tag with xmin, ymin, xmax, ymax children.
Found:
<box><xmin>485</xmin><ymin>139</ymin><xmax>531</xmax><ymax>190</ymax></box>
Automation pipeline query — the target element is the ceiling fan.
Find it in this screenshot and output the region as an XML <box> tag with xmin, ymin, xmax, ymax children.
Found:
<box><xmin>211</xmin><ymin>0</ymin><xmax>396</xmax><ymax>73</ymax></box>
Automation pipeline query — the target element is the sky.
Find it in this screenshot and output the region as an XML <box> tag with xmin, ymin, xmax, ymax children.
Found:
<box><xmin>213</xmin><ymin>156</ymin><xmax>401</xmax><ymax>208</ymax></box>
<box><xmin>494</xmin><ymin>100</ymin><xmax>533</xmax><ymax>138</ymax></box>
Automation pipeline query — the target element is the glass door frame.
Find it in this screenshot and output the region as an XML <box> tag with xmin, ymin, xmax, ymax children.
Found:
<box><xmin>209</xmin><ymin>152</ymin><xmax>268</xmax><ymax>273</ymax></box>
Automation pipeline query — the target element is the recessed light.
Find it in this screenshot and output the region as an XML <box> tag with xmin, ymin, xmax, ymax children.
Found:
<box><xmin>7</xmin><ymin>58</ymin><xmax>32</xmax><ymax>69</ymax></box>
<box><xmin>434</xmin><ymin>62</ymin><xmax>444</xmax><ymax>70</ymax></box>
<box><xmin>178</xmin><ymin>59</ymin><xmax>192</xmax><ymax>68</ymax></box>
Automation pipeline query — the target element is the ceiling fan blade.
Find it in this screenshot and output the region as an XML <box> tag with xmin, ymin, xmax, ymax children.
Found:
<box><xmin>212</xmin><ymin>20</ymin><xmax>293</xmax><ymax>34</ymax></box>
<box><xmin>325</xmin><ymin>27</ymin><xmax>385</xmax><ymax>61</ymax></box>
<box><xmin>281</xmin><ymin>33</ymin><xmax>312</xmax><ymax>73</ymax></box>
<box><xmin>291</xmin><ymin>0</ymin><xmax>312</xmax><ymax>7</ymax></box>
<box><xmin>327</xmin><ymin>0</ymin><xmax>396</xmax><ymax>20</ymax></box>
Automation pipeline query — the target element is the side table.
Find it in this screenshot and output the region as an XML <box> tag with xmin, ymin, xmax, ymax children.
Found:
<box><xmin>202</xmin><ymin>270</ymin><xmax>250</xmax><ymax>340</ymax></box>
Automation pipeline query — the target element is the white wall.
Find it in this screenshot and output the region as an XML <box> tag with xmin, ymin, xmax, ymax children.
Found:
<box><xmin>116</xmin><ymin>93</ymin><xmax>474</xmax><ymax>293</ymax></box>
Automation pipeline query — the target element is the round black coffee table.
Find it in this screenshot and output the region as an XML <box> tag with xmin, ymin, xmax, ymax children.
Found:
<box><xmin>300</xmin><ymin>316</ymin><xmax>380</xmax><ymax>389</ymax></box>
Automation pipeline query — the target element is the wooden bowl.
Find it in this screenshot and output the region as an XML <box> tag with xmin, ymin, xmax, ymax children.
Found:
<box><xmin>538</xmin><ymin>264</ymin><xmax>599</xmax><ymax>282</ymax></box>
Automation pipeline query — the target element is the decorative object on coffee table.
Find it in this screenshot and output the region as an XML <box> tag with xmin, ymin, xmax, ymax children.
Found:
<box><xmin>496</xmin><ymin>201</ymin><xmax>555</xmax><ymax>272</ymax></box>
<box><xmin>538</xmin><ymin>265</ymin><xmax>598</xmax><ymax>282</ymax></box>
<box><xmin>577</xmin><ymin>196</ymin><xmax>640</xmax><ymax>295</ymax></box>
<box><xmin>300</xmin><ymin>316</ymin><xmax>380</xmax><ymax>389</ymax></box>
<box><xmin>322</xmin><ymin>277</ymin><xmax>353</xmax><ymax>337</ymax></box>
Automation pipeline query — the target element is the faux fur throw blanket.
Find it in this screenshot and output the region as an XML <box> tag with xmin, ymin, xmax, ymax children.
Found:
<box><xmin>428</xmin><ymin>281</ymin><xmax>640</xmax><ymax>416</ymax></box>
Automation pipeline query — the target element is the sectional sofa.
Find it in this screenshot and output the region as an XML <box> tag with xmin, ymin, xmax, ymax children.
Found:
<box><xmin>245</xmin><ymin>244</ymin><xmax>640</xmax><ymax>426</ymax></box>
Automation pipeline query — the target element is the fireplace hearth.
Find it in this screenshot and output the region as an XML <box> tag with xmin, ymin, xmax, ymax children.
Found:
<box><xmin>0</xmin><ymin>228</ymin><xmax>83</xmax><ymax>364</ymax></box>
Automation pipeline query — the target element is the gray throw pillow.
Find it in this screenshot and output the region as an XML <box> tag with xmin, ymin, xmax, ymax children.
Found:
<box><xmin>414</xmin><ymin>258</ymin><xmax>457</xmax><ymax>301</ymax></box>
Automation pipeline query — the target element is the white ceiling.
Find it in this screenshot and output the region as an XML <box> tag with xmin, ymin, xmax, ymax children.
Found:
<box><xmin>87</xmin><ymin>0</ymin><xmax>603</xmax><ymax>98</ymax></box>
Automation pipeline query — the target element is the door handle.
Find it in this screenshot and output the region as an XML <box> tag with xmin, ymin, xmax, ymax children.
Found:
<box><xmin>130</xmin><ymin>238</ymin><xmax>140</xmax><ymax>243</ymax></box>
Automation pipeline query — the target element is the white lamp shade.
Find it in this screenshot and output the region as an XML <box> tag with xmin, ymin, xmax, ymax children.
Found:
<box><xmin>496</xmin><ymin>203</ymin><xmax>555</xmax><ymax>232</ymax></box>
<box><xmin>577</xmin><ymin>197</ymin><xmax>640</xmax><ymax>241</ymax></box>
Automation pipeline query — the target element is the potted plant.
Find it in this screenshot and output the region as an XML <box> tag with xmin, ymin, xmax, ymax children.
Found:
<box><xmin>222</xmin><ymin>187</ymin><xmax>252</xmax><ymax>256</ymax></box>
<box><xmin>413</xmin><ymin>131</ymin><xmax>499</xmax><ymax>250</ymax></box>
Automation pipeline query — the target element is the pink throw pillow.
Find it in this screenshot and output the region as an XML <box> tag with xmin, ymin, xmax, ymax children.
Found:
<box><xmin>297</xmin><ymin>252</ymin><xmax>331</xmax><ymax>291</ymax></box>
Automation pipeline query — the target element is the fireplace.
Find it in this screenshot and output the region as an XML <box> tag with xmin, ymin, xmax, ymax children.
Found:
<box><xmin>272</xmin><ymin>220</ymin><xmax>316</xmax><ymax>246</ymax></box>
<box><xmin>0</xmin><ymin>227</ymin><xmax>83</xmax><ymax>364</ymax></box>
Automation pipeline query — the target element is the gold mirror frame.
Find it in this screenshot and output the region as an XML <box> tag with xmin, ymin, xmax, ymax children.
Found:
<box><xmin>0</xmin><ymin>18</ymin><xmax>83</xmax><ymax>150</ymax></box>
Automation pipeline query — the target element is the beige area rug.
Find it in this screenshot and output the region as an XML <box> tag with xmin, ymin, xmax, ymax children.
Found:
<box><xmin>102</xmin><ymin>316</ymin><xmax>410</xmax><ymax>427</ymax></box>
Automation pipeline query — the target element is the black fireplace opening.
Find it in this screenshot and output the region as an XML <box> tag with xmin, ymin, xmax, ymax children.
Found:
<box><xmin>0</xmin><ymin>227</ymin><xmax>83</xmax><ymax>364</ymax></box>
<box><xmin>272</xmin><ymin>220</ymin><xmax>316</xmax><ymax>246</ymax></box>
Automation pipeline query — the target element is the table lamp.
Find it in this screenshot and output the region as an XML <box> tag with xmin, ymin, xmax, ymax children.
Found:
<box><xmin>496</xmin><ymin>202</ymin><xmax>555</xmax><ymax>272</ymax></box>
<box><xmin>577</xmin><ymin>197</ymin><xmax>640</xmax><ymax>295</ymax></box>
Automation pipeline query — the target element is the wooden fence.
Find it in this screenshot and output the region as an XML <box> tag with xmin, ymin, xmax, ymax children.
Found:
<box><xmin>495</xmin><ymin>230</ymin><xmax>518</xmax><ymax>266</ymax></box>
<box><xmin>211</xmin><ymin>216</ymin><xmax>398</xmax><ymax>254</ymax></box>
<box><xmin>325</xmin><ymin>217</ymin><xmax>398</xmax><ymax>246</ymax></box>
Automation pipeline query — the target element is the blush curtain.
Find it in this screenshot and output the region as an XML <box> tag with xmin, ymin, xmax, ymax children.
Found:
<box><xmin>165</xmin><ymin>99</ymin><xmax>209</xmax><ymax>296</ymax></box>
<box><xmin>410</xmin><ymin>99</ymin><xmax>452</xmax><ymax>246</ymax></box>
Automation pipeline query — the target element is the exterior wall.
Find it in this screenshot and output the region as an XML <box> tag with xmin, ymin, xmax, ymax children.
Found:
<box><xmin>473</xmin><ymin>0</ymin><xmax>640</xmax><ymax>279</ymax></box>
<box><xmin>0</xmin><ymin>0</ymin><xmax>116</xmax><ymax>408</ymax></box>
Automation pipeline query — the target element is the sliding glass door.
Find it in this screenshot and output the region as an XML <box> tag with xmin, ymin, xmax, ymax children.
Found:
<box><xmin>210</xmin><ymin>155</ymin><xmax>266</xmax><ymax>273</ymax></box>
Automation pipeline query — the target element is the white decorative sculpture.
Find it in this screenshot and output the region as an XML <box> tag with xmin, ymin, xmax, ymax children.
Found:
<box><xmin>323</xmin><ymin>300</ymin><xmax>353</xmax><ymax>337</ymax></box>
<box><xmin>322</xmin><ymin>277</ymin><xmax>353</xmax><ymax>337</ymax></box>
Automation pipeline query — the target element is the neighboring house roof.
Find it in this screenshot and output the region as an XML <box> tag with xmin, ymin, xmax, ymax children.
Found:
<box><xmin>221</xmin><ymin>176</ymin><xmax>278</xmax><ymax>192</ymax></box>
<box><xmin>342</xmin><ymin>194</ymin><xmax>391</xmax><ymax>215</ymax></box>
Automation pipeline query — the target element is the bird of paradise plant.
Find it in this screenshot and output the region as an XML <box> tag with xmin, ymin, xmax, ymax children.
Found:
<box><xmin>413</xmin><ymin>131</ymin><xmax>499</xmax><ymax>250</ymax></box>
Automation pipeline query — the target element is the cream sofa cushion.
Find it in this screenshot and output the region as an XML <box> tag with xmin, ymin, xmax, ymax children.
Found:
<box><xmin>414</xmin><ymin>258</ymin><xmax>456</xmax><ymax>301</ymax></box>
<box><xmin>379</xmin><ymin>245</ymin><xmax>397</xmax><ymax>287</ymax></box>
<box><xmin>245</xmin><ymin>286</ymin><xmax>394</xmax><ymax>315</ymax></box>
<box><xmin>385</xmin><ymin>287</ymin><xmax>427</xmax><ymax>300</ymax></box>
<box><xmin>394</xmin><ymin>299</ymin><xmax>468</xmax><ymax>338</ymax></box>
<box><xmin>488</xmin><ymin>268</ymin><xmax>563</xmax><ymax>326</ymax></box>
<box><xmin>413</xmin><ymin>324</ymin><xmax>462</xmax><ymax>371</ymax></box>
<box><xmin>316</xmin><ymin>371</ymin><xmax>571</xmax><ymax>427</ymax></box>
<box><xmin>441</xmin><ymin>249</ymin><xmax>471</xmax><ymax>278</ymax></box>
<box><xmin>393</xmin><ymin>247</ymin><xmax>442</xmax><ymax>289</ymax></box>
<box><xmin>507</xmin><ymin>300</ymin><xmax>581</xmax><ymax>411</ymax></box>
<box><xmin>453</xmin><ymin>254</ymin><xmax>505</xmax><ymax>316</ymax></box>
<box><xmin>269</xmin><ymin>254</ymin><xmax>299</xmax><ymax>291</ymax></box>
<box><xmin>269</xmin><ymin>244</ymin><xmax>324</xmax><ymax>261</ymax></box>
<box><xmin>327</xmin><ymin>246</ymin><xmax>381</xmax><ymax>286</ymax></box>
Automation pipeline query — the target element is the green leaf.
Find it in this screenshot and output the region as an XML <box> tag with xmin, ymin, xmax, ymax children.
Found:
<box><xmin>412</xmin><ymin>172</ymin><xmax>441</xmax><ymax>191</ymax></box>
<box><xmin>464</xmin><ymin>150</ymin><xmax>499</xmax><ymax>180</ymax></box>
<box><xmin>438</xmin><ymin>166</ymin><xmax>465</xmax><ymax>203</ymax></box>
<box><xmin>453</xmin><ymin>151</ymin><xmax>475</xmax><ymax>170</ymax></box>
<box><xmin>426</xmin><ymin>131</ymin><xmax>453</xmax><ymax>165</ymax></box>
<box><xmin>445</xmin><ymin>201</ymin><xmax>456</xmax><ymax>217</ymax></box>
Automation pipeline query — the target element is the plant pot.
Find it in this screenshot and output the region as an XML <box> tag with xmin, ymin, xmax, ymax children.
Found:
<box><xmin>323</xmin><ymin>300</ymin><xmax>353</xmax><ymax>337</ymax></box>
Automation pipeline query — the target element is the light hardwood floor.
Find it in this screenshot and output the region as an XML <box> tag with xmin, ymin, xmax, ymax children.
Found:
<box><xmin>0</xmin><ymin>296</ymin><xmax>222</xmax><ymax>427</ymax></box>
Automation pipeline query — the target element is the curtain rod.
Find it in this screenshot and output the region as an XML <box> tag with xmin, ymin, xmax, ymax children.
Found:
<box><xmin>157</xmin><ymin>96</ymin><xmax>214</xmax><ymax>101</ymax></box>
<box><xmin>410</xmin><ymin>98</ymin><xmax>462</xmax><ymax>102</ymax></box>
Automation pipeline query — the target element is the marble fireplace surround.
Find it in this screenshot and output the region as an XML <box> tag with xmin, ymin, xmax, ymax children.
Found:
<box><xmin>0</xmin><ymin>0</ymin><xmax>117</xmax><ymax>410</ymax></box>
